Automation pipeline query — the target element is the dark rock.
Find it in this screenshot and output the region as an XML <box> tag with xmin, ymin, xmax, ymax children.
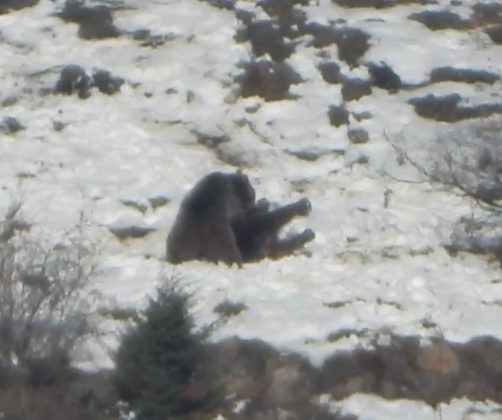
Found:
<box><xmin>92</xmin><ymin>70</ymin><xmax>124</xmax><ymax>95</ymax></box>
<box><xmin>199</xmin><ymin>0</ymin><xmax>236</xmax><ymax>9</ymax></box>
<box><xmin>193</xmin><ymin>130</ymin><xmax>230</xmax><ymax>148</ymax></box>
<box><xmin>236</xmin><ymin>60</ymin><xmax>302</xmax><ymax>101</ymax></box>
<box><xmin>0</xmin><ymin>0</ymin><xmax>39</xmax><ymax>11</ymax></box>
<box><xmin>53</xmin><ymin>121</ymin><xmax>66</xmax><ymax>132</ymax></box>
<box><xmin>353</xmin><ymin>111</ymin><xmax>373</xmax><ymax>121</ymax></box>
<box><xmin>485</xmin><ymin>25</ymin><xmax>502</xmax><ymax>45</ymax></box>
<box><xmin>1</xmin><ymin>116</ymin><xmax>24</xmax><ymax>134</ymax></box>
<box><xmin>332</xmin><ymin>0</ymin><xmax>434</xmax><ymax>7</ymax></box>
<box><xmin>242</xmin><ymin>20</ymin><xmax>296</xmax><ymax>61</ymax></box>
<box><xmin>58</xmin><ymin>0</ymin><xmax>120</xmax><ymax>40</ymax></box>
<box><xmin>430</xmin><ymin>67</ymin><xmax>499</xmax><ymax>84</ymax></box>
<box><xmin>214</xmin><ymin>300</ymin><xmax>248</xmax><ymax>318</ymax></box>
<box><xmin>368</xmin><ymin>62</ymin><xmax>402</xmax><ymax>92</ymax></box>
<box><xmin>132</xmin><ymin>29</ymin><xmax>172</xmax><ymax>48</ymax></box>
<box><xmin>2</xmin><ymin>96</ymin><xmax>18</xmax><ymax>107</ymax></box>
<box><xmin>328</xmin><ymin>105</ymin><xmax>350</xmax><ymax>127</ymax></box>
<box><xmin>258</xmin><ymin>0</ymin><xmax>308</xmax><ymax>38</ymax></box>
<box><xmin>409</xmin><ymin>94</ymin><xmax>502</xmax><ymax>122</ymax></box>
<box><xmin>109</xmin><ymin>225</ymin><xmax>156</xmax><ymax>240</ymax></box>
<box><xmin>54</xmin><ymin>65</ymin><xmax>92</xmax><ymax>99</ymax></box>
<box><xmin>149</xmin><ymin>196</ymin><xmax>170</xmax><ymax>209</ymax></box>
<box><xmin>334</xmin><ymin>27</ymin><xmax>371</xmax><ymax>67</ymax></box>
<box><xmin>132</xmin><ymin>29</ymin><xmax>150</xmax><ymax>40</ymax></box>
<box><xmin>235</xmin><ymin>9</ymin><xmax>255</xmax><ymax>25</ymax></box>
<box><xmin>348</xmin><ymin>128</ymin><xmax>369</xmax><ymax>144</ymax></box>
<box><xmin>303</xmin><ymin>22</ymin><xmax>339</xmax><ymax>48</ymax></box>
<box><xmin>287</xmin><ymin>147</ymin><xmax>345</xmax><ymax>161</ymax></box>
<box><xmin>120</xmin><ymin>200</ymin><xmax>148</xmax><ymax>214</ymax></box>
<box><xmin>303</xmin><ymin>25</ymin><xmax>371</xmax><ymax>66</ymax></box>
<box><xmin>409</xmin><ymin>10</ymin><xmax>470</xmax><ymax>30</ymax></box>
<box><xmin>472</xmin><ymin>3</ymin><xmax>502</xmax><ymax>25</ymax></box>
<box><xmin>318</xmin><ymin>61</ymin><xmax>342</xmax><ymax>84</ymax></box>
<box><xmin>341</xmin><ymin>78</ymin><xmax>372</xmax><ymax>102</ymax></box>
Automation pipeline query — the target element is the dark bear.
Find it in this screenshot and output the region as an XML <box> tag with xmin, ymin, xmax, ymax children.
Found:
<box><xmin>54</xmin><ymin>65</ymin><xmax>91</xmax><ymax>99</ymax></box>
<box><xmin>166</xmin><ymin>171</ymin><xmax>255</xmax><ymax>266</ymax></box>
<box><xmin>234</xmin><ymin>197</ymin><xmax>315</xmax><ymax>262</ymax></box>
<box><xmin>166</xmin><ymin>171</ymin><xmax>314</xmax><ymax>266</ymax></box>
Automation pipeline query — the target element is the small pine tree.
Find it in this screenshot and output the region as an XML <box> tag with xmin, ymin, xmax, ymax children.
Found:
<box><xmin>114</xmin><ymin>285</ymin><xmax>207</xmax><ymax>419</ymax></box>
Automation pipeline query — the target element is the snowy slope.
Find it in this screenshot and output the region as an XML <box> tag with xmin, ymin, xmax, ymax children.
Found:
<box><xmin>1</xmin><ymin>0</ymin><xmax>502</xmax><ymax>417</ymax></box>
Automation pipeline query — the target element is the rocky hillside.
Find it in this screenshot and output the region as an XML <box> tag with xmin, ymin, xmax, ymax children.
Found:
<box><xmin>1</xmin><ymin>0</ymin><xmax>502</xmax><ymax>418</ymax></box>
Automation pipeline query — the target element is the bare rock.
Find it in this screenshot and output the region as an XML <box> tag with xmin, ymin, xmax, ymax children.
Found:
<box><xmin>328</xmin><ymin>105</ymin><xmax>350</xmax><ymax>127</ymax></box>
<box><xmin>348</xmin><ymin>128</ymin><xmax>369</xmax><ymax>144</ymax></box>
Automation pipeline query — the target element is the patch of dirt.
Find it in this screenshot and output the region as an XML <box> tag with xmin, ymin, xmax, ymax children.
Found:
<box><xmin>259</xmin><ymin>0</ymin><xmax>309</xmax><ymax>38</ymax></box>
<box><xmin>318</xmin><ymin>61</ymin><xmax>342</xmax><ymax>84</ymax></box>
<box><xmin>341</xmin><ymin>78</ymin><xmax>372</xmax><ymax>102</ymax></box>
<box><xmin>198</xmin><ymin>335</ymin><xmax>502</xmax><ymax>417</ymax></box>
<box><xmin>486</xmin><ymin>25</ymin><xmax>502</xmax><ymax>44</ymax></box>
<box><xmin>0</xmin><ymin>0</ymin><xmax>39</xmax><ymax>13</ymax></box>
<box><xmin>332</xmin><ymin>0</ymin><xmax>434</xmax><ymax>8</ymax></box>
<box><xmin>472</xmin><ymin>2</ymin><xmax>502</xmax><ymax>26</ymax></box>
<box><xmin>429</xmin><ymin>67</ymin><xmax>499</xmax><ymax>84</ymax></box>
<box><xmin>409</xmin><ymin>94</ymin><xmax>502</xmax><ymax>122</ymax></box>
<box><xmin>304</xmin><ymin>24</ymin><xmax>371</xmax><ymax>67</ymax></box>
<box><xmin>368</xmin><ymin>62</ymin><xmax>402</xmax><ymax>93</ymax></box>
<box><xmin>236</xmin><ymin>60</ymin><xmax>303</xmax><ymax>101</ymax></box>
<box><xmin>54</xmin><ymin>65</ymin><xmax>124</xmax><ymax>99</ymax></box>
<box><xmin>198</xmin><ymin>0</ymin><xmax>236</xmax><ymax>10</ymax></box>
<box><xmin>328</xmin><ymin>105</ymin><xmax>350</xmax><ymax>127</ymax></box>
<box><xmin>321</xmin><ymin>335</ymin><xmax>502</xmax><ymax>405</ymax></box>
<box><xmin>287</xmin><ymin>147</ymin><xmax>345</xmax><ymax>162</ymax></box>
<box><xmin>236</xmin><ymin>20</ymin><xmax>296</xmax><ymax>61</ymax></box>
<box><xmin>109</xmin><ymin>225</ymin><xmax>156</xmax><ymax>240</ymax></box>
<box><xmin>409</xmin><ymin>10</ymin><xmax>471</xmax><ymax>31</ymax></box>
<box><xmin>1</xmin><ymin>116</ymin><xmax>24</xmax><ymax>135</ymax></box>
<box><xmin>57</xmin><ymin>0</ymin><xmax>120</xmax><ymax>40</ymax></box>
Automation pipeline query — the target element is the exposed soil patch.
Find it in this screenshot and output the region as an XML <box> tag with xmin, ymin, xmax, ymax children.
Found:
<box><xmin>321</xmin><ymin>335</ymin><xmax>502</xmax><ymax>406</ymax></box>
<box><xmin>287</xmin><ymin>147</ymin><xmax>346</xmax><ymax>162</ymax></box>
<box><xmin>198</xmin><ymin>0</ymin><xmax>236</xmax><ymax>10</ymax></box>
<box><xmin>54</xmin><ymin>65</ymin><xmax>124</xmax><ymax>99</ymax></box>
<box><xmin>429</xmin><ymin>67</ymin><xmax>499</xmax><ymax>85</ymax></box>
<box><xmin>328</xmin><ymin>105</ymin><xmax>350</xmax><ymax>127</ymax></box>
<box><xmin>0</xmin><ymin>0</ymin><xmax>39</xmax><ymax>13</ymax></box>
<box><xmin>131</xmin><ymin>29</ymin><xmax>173</xmax><ymax>48</ymax></box>
<box><xmin>472</xmin><ymin>2</ymin><xmax>502</xmax><ymax>26</ymax></box>
<box><xmin>485</xmin><ymin>25</ymin><xmax>502</xmax><ymax>45</ymax></box>
<box><xmin>332</xmin><ymin>0</ymin><xmax>434</xmax><ymax>8</ymax></box>
<box><xmin>318</xmin><ymin>61</ymin><xmax>342</xmax><ymax>84</ymax></box>
<box><xmin>195</xmin><ymin>334</ymin><xmax>502</xmax><ymax>417</ymax></box>
<box><xmin>409</xmin><ymin>94</ymin><xmax>502</xmax><ymax>122</ymax></box>
<box><xmin>1</xmin><ymin>116</ymin><xmax>24</xmax><ymax>135</ymax></box>
<box><xmin>304</xmin><ymin>24</ymin><xmax>371</xmax><ymax>67</ymax></box>
<box><xmin>109</xmin><ymin>225</ymin><xmax>156</xmax><ymax>240</ymax></box>
<box><xmin>348</xmin><ymin>127</ymin><xmax>370</xmax><ymax>144</ymax></box>
<box><xmin>409</xmin><ymin>10</ymin><xmax>470</xmax><ymax>31</ymax></box>
<box><xmin>341</xmin><ymin>78</ymin><xmax>372</xmax><ymax>102</ymax></box>
<box><xmin>258</xmin><ymin>0</ymin><xmax>309</xmax><ymax>38</ymax></box>
<box><xmin>57</xmin><ymin>0</ymin><xmax>120</xmax><ymax>40</ymax></box>
<box><xmin>236</xmin><ymin>60</ymin><xmax>302</xmax><ymax>101</ymax></box>
<box><xmin>368</xmin><ymin>62</ymin><xmax>402</xmax><ymax>93</ymax></box>
<box><xmin>237</xmin><ymin>20</ymin><xmax>296</xmax><ymax>61</ymax></box>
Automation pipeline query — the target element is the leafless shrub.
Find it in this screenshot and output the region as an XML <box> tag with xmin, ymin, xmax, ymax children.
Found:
<box><xmin>385</xmin><ymin>119</ymin><xmax>502</xmax><ymax>260</ymax></box>
<box><xmin>0</xmin><ymin>205</ymin><xmax>100</xmax><ymax>386</ymax></box>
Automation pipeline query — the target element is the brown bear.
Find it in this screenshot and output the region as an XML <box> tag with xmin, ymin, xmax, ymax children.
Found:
<box><xmin>166</xmin><ymin>171</ymin><xmax>314</xmax><ymax>266</ymax></box>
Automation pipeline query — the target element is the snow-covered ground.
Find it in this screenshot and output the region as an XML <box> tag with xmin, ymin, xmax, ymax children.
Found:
<box><xmin>1</xmin><ymin>0</ymin><xmax>502</xmax><ymax>418</ymax></box>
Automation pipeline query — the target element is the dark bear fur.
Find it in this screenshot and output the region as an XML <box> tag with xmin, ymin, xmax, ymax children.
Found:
<box><xmin>166</xmin><ymin>171</ymin><xmax>315</xmax><ymax>266</ymax></box>
<box><xmin>234</xmin><ymin>198</ymin><xmax>315</xmax><ymax>262</ymax></box>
